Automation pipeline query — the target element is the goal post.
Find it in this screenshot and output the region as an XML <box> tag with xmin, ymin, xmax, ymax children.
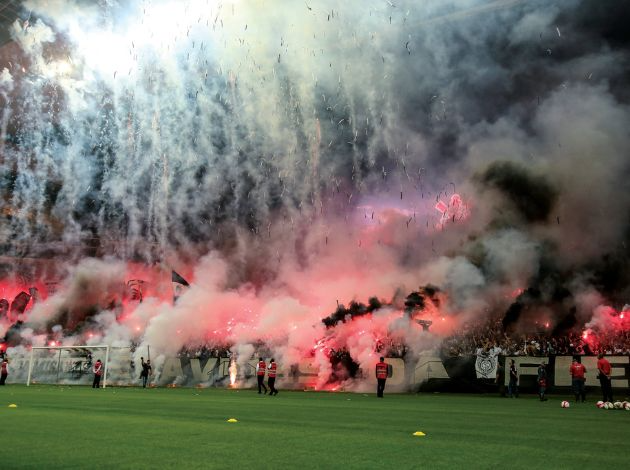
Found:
<box><xmin>26</xmin><ymin>345</ymin><xmax>110</xmax><ymax>388</ymax></box>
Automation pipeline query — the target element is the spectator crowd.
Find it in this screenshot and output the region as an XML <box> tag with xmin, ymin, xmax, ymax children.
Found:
<box><xmin>440</xmin><ymin>316</ymin><xmax>630</xmax><ymax>357</ymax></box>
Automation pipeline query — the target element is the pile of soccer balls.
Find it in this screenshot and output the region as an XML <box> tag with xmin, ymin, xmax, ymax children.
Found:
<box><xmin>596</xmin><ymin>401</ymin><xmax>630</xmax><ymax>410</ymax></box>
<box><xmin>561</xmin><ymin>400</ymin><xmax>630</xmax><ymax>409</ymax></box>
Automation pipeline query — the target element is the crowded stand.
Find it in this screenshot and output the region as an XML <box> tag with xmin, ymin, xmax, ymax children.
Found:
<box><xmin>440</xmin><ymin>315</ymin><xmax>630</xmax><ymax>357</ymax></box>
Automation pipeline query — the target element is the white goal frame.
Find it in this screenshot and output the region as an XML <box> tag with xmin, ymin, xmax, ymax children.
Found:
<box><xmin>26</xmin><ymin>345</ymin><xmax>110</xmax><ymax>388</ymax></box>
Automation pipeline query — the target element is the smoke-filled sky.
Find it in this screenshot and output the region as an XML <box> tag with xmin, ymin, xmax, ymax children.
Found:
<box><xmin>0</xmin><ymin>0</ymin><xmax>629</xmax><ymax>385</ymax></box>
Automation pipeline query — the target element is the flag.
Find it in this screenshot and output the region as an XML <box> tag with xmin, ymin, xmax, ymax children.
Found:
<box><xmin>475</xmin><ymin>349</ymin><xmax>499</xmax><ymax>379</ymax></box>
<box><xmin>171</xmin><ymin>270</ymin><xmax>190</xmax><ymax>303</ymax></box>
<box><xmin>126</xmin><ymin>279</ymin><xmax>145</xmax><ymax>302</ymax></box>
<box><xmin>9</xmin><ymin>291</ymin><xmax>31</xmax><ymax>322</ymax></box>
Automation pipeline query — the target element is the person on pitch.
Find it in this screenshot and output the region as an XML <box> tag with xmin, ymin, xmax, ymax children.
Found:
<box><xmin>537</xmin><ymin>362</ymin><xmax>548</xmax><ymax>401</ymax></box>
<box><xmin>92</xmin><ymin>359</ymin><xmax>103</xmax><ymax>388</ymax></box>
<box><xmin>256</xmin><ymin>357</ymin><xmax>268</xmax><ymax>394</ymax></box>
<box><xmin>140</xmin><ymin>357</ymin><xmax>152</xmax><ymax>388</ymax></box>
<box><xmin>508</xmin><ymin>359</ymin><xmax>519</xmax><ymax>398</ymax></box>
<box><xmin>0</xmin><ymin>357</ymin><xmax>8</xmax><ymax>385</ymax></box>
<box><xmin>375</xmin><ymin>357</ymin><xmax>388</xmax><ymax>398</ymax></box>
<box><xmin>597</xmin><ymin>353</ymin><xmax>613</xmax><ymax>403</ymax></box>
<box><xmin>267</xmin><ymin>358</ymin><xmax>278</xmax><ymax>396</ymax></box>
<box><xmin>569</xmin><ymin>356</ymin><xmax>586</xmax><ymax>402</ymax></box>
<box><xmin>495</xmin><ymin>360</ymin><xmax>506</xmax><ymax>397</ymax></box>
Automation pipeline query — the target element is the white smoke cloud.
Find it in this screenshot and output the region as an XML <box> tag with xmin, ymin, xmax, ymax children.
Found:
<box><xmin>509</xmin><ymin>6</ymin><xmax>560</xmax><ymax>46</ymax></box>
<box><xmin>10</xmin><ymin>18</ymin><xmax>55</xmax><ymax>56</ymax></box>
<box><xmin>482</xmin><ymin>229</ymin><xmax>539</xmax><ymax>287</ymax></box>
<box><xmin>1</xmin><ymin>0</ymin><xmax>629</xmax><ymax>388</ymax></box>
<box><xmin>27</xmin><ymin>258</ymin><xmax>126</xmax><ymax>328</ymax></box>
<box><xmin>0</xmin><ymin>68</ymin><xmax>13</xmax><ymax>90</ymax></box>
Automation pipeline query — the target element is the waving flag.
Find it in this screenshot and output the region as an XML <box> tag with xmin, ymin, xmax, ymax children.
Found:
<box><xmin>171</xmin><ymin>270</ymin><xmax>190</xmax><ymax>304</ymax></box>
<box><xmin>127</xmin><ymin>279</ymin><xmax>146</xmax><ymax>302</ymax></box>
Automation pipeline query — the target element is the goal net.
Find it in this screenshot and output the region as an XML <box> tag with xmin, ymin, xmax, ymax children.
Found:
<box><xmin>26</xmin><ymin>345</ymin><xmax>135</xmax><ymax>387</ymax></box>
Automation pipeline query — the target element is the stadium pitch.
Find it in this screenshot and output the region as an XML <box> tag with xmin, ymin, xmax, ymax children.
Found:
<box><xmin>1</xmin><ymin>386</ymin><xmax>629</xmax><ymax>469</ymax></box>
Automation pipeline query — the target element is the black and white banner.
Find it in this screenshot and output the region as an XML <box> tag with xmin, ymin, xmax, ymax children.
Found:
<box><xmin>475</xmin><ymin>350</ymin><xmax>499</xmax><ymax>379</ymax></box>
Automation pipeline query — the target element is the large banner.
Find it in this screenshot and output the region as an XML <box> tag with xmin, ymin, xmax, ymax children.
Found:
<box><xmin>5</xmin><ymin>354</ymin><xmax>630</xmax><ymax>391</ymax></box>
<box><xmin>7</xmin><ymin>348</ymin><xmax>135</xmax><ymax>386</ymax></box>
<box><xmin>504</xmin><ymin>356</ymin><xmax>630</xmax><ymax>390</ymax></box>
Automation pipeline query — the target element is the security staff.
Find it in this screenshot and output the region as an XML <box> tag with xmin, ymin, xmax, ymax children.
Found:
<box><xmin>508</xmin><ymin>359</ymin><xmax>519</xmax><ymax>398</ymax></box>
<box><xmin>375</xmin><ymin>357</ymin><xmax>388</xmax><ymax>398</ymax></box>
<box><xmin>0</xmin><ymin>358</ymin><xmax>8</xmax><ymax>385</ymax></box>
<box><xmin>569</xmin><ymin>357</ymin><xmax>586</xmax><ymax>402</ymax></box>
<box><xmin>267</xmin><ymin>358</ymin><xmax>278</xmax><ymax>396</ymax></box>
<box><xmin>597</xmin><ymin>353</ymin><xmax>613</xmax><ymax>403</ymax></box>
<box><xmin>256</xmin><ymin>357</ymin><xmax>268</xmax><ymax>394</ymax></box>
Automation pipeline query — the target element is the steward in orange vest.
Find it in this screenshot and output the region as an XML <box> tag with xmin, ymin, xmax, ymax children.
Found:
<box><xmin>92</xmin><ymin>359</ymin><xmax>103</xmax><ymax>389</ymax></box>
<box><xmin>376</xmin><ymin>357</ymin><xmax>388</xmax><ymax>398</ymax></box>
<box><xmin>267</xmin><ymin>359</ymin><xmax>278</xmax><ymax>396</ymax></box>
<box><xmin>256</xmin><ymin>358</ymin><xmax>268</xmax><ymax>394</ymax></box>
<box><xmin>570</xmin><ymin>357</ymin><xmax>586</xmax><ymax>402</ymax></box>
<box><xmin>0</xmin><ymin>358</ymin><xmax>8</xmax><ymax>385</ymax></box>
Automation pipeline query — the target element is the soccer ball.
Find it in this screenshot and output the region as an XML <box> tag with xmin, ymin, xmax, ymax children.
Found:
<box><xmin>623</xmin><ymin>402</ymin><xmax>630</xmax><ymax>411</ymax></box>
<box><xmin>614</xmin><ymin>401</ymin><xmax>623</xmax><ymax>409</ymax></box>
<box><xmin>605</xmin><ymin>402</ymin><xmax>613</xmax><ymax>409</ymax></box>
<box><xmin>561</xmin><ymin>400</ymin><xmax>570</xmax><ymax>408</ymax></box>
<box><xmin>596</xmin><ymin>401</ymin><xmax>604</xmax><ymax>409</ymax></box>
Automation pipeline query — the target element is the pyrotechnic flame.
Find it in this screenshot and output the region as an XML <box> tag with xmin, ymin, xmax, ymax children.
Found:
<box><xmin>229</xmin><ymin>358</ymin><xmax>237</xmax><ymax>387</ymax></box>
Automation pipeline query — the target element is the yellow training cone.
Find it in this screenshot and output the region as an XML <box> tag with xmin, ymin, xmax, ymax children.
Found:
<box><xmin>412</xmin><ymin>431</ymin><xmax>426</xmax><ymax>437</ymax></box>
<box><xmin>8</xmin><ymin>404</ymin><xmax>17</xmax><ymax>408</ymax></box>
<box><xmin>227</xmin><ymin>418</ymin><xmax>238</xmax><ymax>423</ymax></box>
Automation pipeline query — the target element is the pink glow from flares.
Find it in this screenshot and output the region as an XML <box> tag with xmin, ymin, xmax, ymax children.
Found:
<box><xmin>320</xmin><ymin>383</ymin><xmax>340</xmax><ymax>392</ymax></box>
<box><xmin>0</xmin><ymin>252</ymin><xmax>454</xmax><ymax>385</ymax></box>
<box><xmin>586</xmin><ymin>305</ymin><xmax>630</xmax><ymax>334</ymax></box>
<box><xmin>426</xmin><ymin>313</ymin><xmax>457</xmax><ymax>336</ymax></box>
<box><xmin>2</xmin><ymin>221</ymin><xmax>625</xmax><ymax>391</ymax></box>
<box><xmin>435</xmin><ymin>194</ymin><xmax>470</xmax><ymax>226</ymax></box>
<box><xmin>435</xmin><ymin>200</ymin><xmax>448</xmax><ymax>213</ymax></box>
<box><xmin>354</xmin><ymin>192</ymin><xmax>472</xmax><ymax>244</ymax></box>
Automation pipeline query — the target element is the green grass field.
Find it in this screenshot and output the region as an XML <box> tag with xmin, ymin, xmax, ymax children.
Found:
<box><xmin>1</xmin><ymin>386</ymin><xmax>628</xmax><ymax>469</ymax></box>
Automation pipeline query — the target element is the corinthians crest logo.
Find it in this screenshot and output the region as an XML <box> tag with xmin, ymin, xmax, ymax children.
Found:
<box><xmin>475</xmin><ymin>351</ymin><xmax>499</xmax><ymax>379</ymax></box>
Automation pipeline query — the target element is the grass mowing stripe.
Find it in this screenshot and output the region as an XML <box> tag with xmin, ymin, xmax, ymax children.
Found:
<box><xmin>1</xmin><ymin>386</ymin><xmax>629</xmax><ymax>469</ymax></box>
